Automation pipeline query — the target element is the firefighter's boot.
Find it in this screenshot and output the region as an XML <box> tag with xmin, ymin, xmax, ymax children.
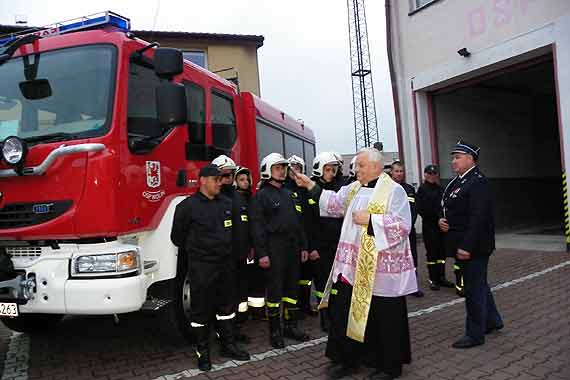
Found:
<box><xmin>217</xmin><ymin>319</ymin><xmax>251</xmax><ymax>361</ymax></box>
<box><xmin>427</xmin><ymin>262</ymin><xmax>440</xmax><ymax>290</ymax></box>
<box><xmin>319</xmin><ymin>307</ymin><xmax>330</xmax><ymax>332</ymax></box>
<box><xmin>437</xmin><ymin>260</ymin><xmax>455</xmax><ymax>288</ymax></box>
<box><xmin>268</xmin><ymin>309</ymin><xmax>285</xmax><ymax>349</ymax></box>
<box><xmin>283</xmin><ymin>306</ymin><xmax>311</xmax><ymax>342</ymax></box>
<box><xmin>454</xmin><ymin>262</ymin><xmax>465</xmax><ymax>297</ymax></box>
<box><xmin>193</xmin><ymin>325</ymin><xmax>211</xmax><ymax>371</ymax></box>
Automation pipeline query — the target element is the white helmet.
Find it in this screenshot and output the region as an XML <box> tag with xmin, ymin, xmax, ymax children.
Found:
<box><xmin>211</xmin><ymin>155</ymin><xmax>237</xmax><ymax>170</ymax></box>
<box><xmin>312</xmin><ymin>151</ymin><xmax>339</xmax><ymax>177</ymax></box>
<box><xmin>287</xmin><ymin>155</ymin><xmax>305</xmax><ymax>173</ymax></box>
<box><xmin>349</xmin><ymin>156</ymin><xmax>357</xmax><ymax>177</ymax></box>
<box><xmin>260</xmin><ymin>153</ymin><xmax>289</xmax><ymax>180</ymax></box>
<box><xmin>332</xmin><ymin>152</ymin><xmax>343</xmax><ymax>167</ymax></box>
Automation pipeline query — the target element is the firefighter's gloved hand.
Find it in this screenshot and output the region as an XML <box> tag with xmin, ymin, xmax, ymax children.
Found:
<box><xmin>309</xmin><ymin>250</ymin><xmax>320</xmax><ymax>261</ymax></box>
<box><xmin>259</xmin><ymin>256</ymin><xmax>271</xmax><ymax>269</ymax></box>
<box><xmin>301</xmin><ymin>250</ymin><xmax>309</xmax><ymax>263</ymax></box>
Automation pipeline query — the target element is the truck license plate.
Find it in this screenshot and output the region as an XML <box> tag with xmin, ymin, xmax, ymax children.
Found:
<box><xmin>0</xmin><ymin>302</ymin><xmax>19</xmax><ymax>317</ymax></box>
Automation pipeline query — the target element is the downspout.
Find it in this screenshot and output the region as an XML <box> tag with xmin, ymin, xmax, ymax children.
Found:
<box><xmin>385</xmin><ymin>0</ymin><xmax>405</xmax><ymax>161</ymax></box>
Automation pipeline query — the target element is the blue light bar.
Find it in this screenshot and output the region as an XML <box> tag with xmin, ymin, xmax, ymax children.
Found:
<box><xmin>0</xmin><ymin>11</ymin><xmax>130</xmax><ymax>47</ymax></box>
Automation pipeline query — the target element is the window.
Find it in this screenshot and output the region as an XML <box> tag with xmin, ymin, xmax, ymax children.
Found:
<box><xmin>409</xmin><ymin>0</ymin><xmax>440</xmax><ymax>13</ymax></box>
<box><xmin>256</xmin><ymin>121</ymin><xmax>284</xmax><ymax>162</ymax></box>
<box><xmin>184</xmin><ymin>82</ymin><xmax>206</xmax><ymax>144</ymax></box>
<box><xmin>127</xmin><ymin>62</ymin><xmax>161</xmax><ymax>138</ymax></box>
<box><xmin>284</xmin><ymin>133</ymin><xmax>304</xmax><ymax>159</ymax></box>
<box><xmin>183</xmin><ymin>51</ymin><xmax>207</xmax><ymax>68</ymax></box>
<box><xmin>0</xmin><ymin>45</ymin><xmax>116</xmax><ymax>143</ymax></box>
<box><xmin>211</xmin><ymin>91</ymin><xmax>237</xmax><ymax>150</ymax></box>
<box><xmin>304</xmin><ymin>141</ymin><xmax>316</xmax><ymax>170</ymax></box>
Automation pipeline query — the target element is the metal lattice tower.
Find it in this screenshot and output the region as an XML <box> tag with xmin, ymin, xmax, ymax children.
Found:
<box><xmin>347</xmin><ymin>0</ymin><xmax>379</xmax><ymax>151</ymax></box>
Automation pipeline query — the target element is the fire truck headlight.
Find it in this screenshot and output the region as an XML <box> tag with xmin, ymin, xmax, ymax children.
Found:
<box><xmin>72</xmin><ymin>251</ymin><xmax>140</xmax><ymax>277</ymax></box>
<box><xmin>2</xmin><ymin>136</ymin><xmax>27</xmax><ymax>166</ymax></box>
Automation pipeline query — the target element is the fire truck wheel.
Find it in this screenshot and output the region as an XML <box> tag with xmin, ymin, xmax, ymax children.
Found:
<box><xmin>1</xmin><ymin>313</ymin><xmax>63</xmax><ymax>333</ymax></box>
<box><xmin>163</xmin><ymin>257</ymin><xmax>194</xmax><ymax>343</ymax></box>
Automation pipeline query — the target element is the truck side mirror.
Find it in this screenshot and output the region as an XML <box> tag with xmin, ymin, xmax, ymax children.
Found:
<box><xmin>154</xmin><ymin>48</ymin><xmax>183</xmax><ymax>79</ymax></box>
<box><xmin>156</xmin><ymin>82</ymin><xmax>187</xmax><ymax>126</ymax></box>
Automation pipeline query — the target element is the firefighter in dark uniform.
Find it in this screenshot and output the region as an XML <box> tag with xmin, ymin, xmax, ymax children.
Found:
<box><xmin>170</xmin><ymin>164</ymin><xmax>250</xmax><ymax>371</ymax></box>
<box><xmin>416</xmin><ymin>164</ymin><xmax>455</xmax><ymax>291</ymax></box>
<box><xmin>307</xmin><ymin>152</ymin><xmax>344</xmax><ymax>332</ymax></box>
<box><xmin>439</xmin><ymin>141</ymin><xmax>503</xmax><ymax>349</ymax></box>
<box><xmin>251</xmin><ymin>153</ymin><xmax>311</xmax><ymax>349</ymax></box>
<box><xmin>285</xmin><ymin>155</ymin><xmax>317</xmax><ymax>318</ymax></box>
<box><xmin>391</xmin><ymin>161</ymin><xmax>424</xmax><ymax>297</ymax></box>
<box><xmin>211</xmin><ymin>155</ymin><xmax>251</xmax><ymax>342</ymax></box>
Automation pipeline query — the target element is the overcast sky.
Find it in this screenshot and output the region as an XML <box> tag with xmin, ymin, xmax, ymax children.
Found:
<box><xmin>0</xmin><ymin>0</ymin><xmax>397</xmax><ymax>154</ymax></box>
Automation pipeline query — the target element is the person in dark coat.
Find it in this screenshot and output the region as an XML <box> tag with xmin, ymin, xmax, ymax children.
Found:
<box><xmin>170</xmin><ymin>164</ymin><xmax>250</xmax><ymax>371</ymax></box>
<box><xmin>439</xmin><ymin>141</ymin><xmax>503</xmax><ymax>349</ymax></box>
<box><xmin>416</xmin><ymin>165</ymin><xmax>455</xmax><ymax>291</ymax></box>
<box><xmin>391</xmin><ymin>161</ymin><xmax>424</xmax><ymax>298</ymax></box>
<box><xmin>250</xmin><ymin>153</ymin><xmax>311</xmax><ymax>349</ymax></box>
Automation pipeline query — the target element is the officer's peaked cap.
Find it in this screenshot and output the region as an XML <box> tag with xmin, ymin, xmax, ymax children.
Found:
<box><xmin>199</xmin><ymin>164</ymin><xmax>222</xmax><ymax>178</ymax></box>
<box><xmin>451</xmin><ymin>140</ymin><xmax>480</xmax><ymax>160</ymax></box>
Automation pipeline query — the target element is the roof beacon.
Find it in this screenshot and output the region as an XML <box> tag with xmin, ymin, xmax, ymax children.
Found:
<box><xmin>0</xmin><ymin>11</ymin><xmax>130</xmax><ymax>47</ymax></box>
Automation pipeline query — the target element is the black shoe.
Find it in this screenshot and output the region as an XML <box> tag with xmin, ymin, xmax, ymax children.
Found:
<box><xmin>196</xmin><ymin>350</ymin><xmax>211</xmax><ymax>371</ymax></box>
<box><xmin>410</xmin><ymin>290</ymin><xmax>424</xmax><ymax>298</ymax></box>
<box><xmin>438</xmin><ymin>279</ymin><xmax>455</xmax><ymax>288</ymax></box>
<box><xmin>367</xmin><ymin>370</ymin><xmax>399</xmax><ymax>380</ymax></box>
<box><xmin>284</xmin><ymin>325</ymin><xmax>311</xmax><ymax>342</ymax></box>
<box><xmin>270</xmin><ymin>333</ymin><xmax>285</xmax><ymax>349</ymax></box>
<box><xmin>485</xmin><ymin>323</ymin><xmax>504</xmax><ymax>334</ymax></box>
<box><xmin>328</xmin><ymin>364</ymin><xmax>358</xmax><ymax>379</ymax></box>
<box><xmin>220</xmin><ymin>342</ymin><xmax>251</xmax><ymax>361</ymax></box>
<box><xmin>456</xmin><ymin>288</ymin><xmax>465</xmax><ymax>297</ymax></box>
<box><xmin>452</xmin><ymin>336</ymin><xmax>483</xmax><ymax>349</ymax></box>
<box><xmin>429</xmin><ymin>281</ymin><xmax>440</xmax><ymax>291</ymax></box>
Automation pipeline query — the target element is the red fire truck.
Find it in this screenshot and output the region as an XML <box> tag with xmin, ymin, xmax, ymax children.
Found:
<box><xmin>0</xmin><ymin>12</ymin><xmax>315</xmax><ymax>339</ymax></box>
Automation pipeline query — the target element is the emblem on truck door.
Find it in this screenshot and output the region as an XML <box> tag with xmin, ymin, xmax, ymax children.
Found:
<box><xmin>146</xmin><ymin>161</ymin><xmax>161</xmax><ymax>188</ymax></box>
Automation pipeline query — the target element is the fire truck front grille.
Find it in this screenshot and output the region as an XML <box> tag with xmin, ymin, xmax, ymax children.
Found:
<box><xmin>0</xmin><ymin>200</ymin><xmax>73</xmax><ymax>229</ymax></box>
<box><xmin>6</xmin><ymin>247</ymin><xmax>42</xmax><ymax>257</ymax></box>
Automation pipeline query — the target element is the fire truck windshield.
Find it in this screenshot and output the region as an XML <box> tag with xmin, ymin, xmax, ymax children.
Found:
<box><xmin>0</xmin><ymin>44</ymin><xmax>116</xmax><ymax>144</ymax></box>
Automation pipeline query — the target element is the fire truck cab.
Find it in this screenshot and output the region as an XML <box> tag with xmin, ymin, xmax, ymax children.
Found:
<box><xmin>0</xmin><ymin>12</ymin><xmax>315</xmax><ymax>339</ymax></box>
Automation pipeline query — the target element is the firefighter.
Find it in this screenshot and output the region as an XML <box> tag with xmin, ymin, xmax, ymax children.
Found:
<box><xmin>170</xmin><ymin>164</ymin><xmax>250</xmax><ymax>371</ymax></box>
<box><xmin>391</xmin><ymin>161</ymin><xmax>424</xmax><ymax>298</ymax></box>
<box><xmin>211</xmin><ymin>155</ymin><xmax>251</xmax><ymax>341</ymax></box>
<box><xmin>211</xmin><ymin>154</ymin><xmax>237</xmax><ymax>197</ymax></box>
<box><xmin>250</xmin><ymin>153</ymin><xmax>311</xmax><ymax>348</ymax></box>
<box><xmin>416</xmin><ymin>165</ymin><xmax>455</xmax><ymax>290</ymax></box>
<box><xmin>308</xmin><ymin>152</ymin><xmax>344</xmax><ymax>332</ymax></box>
<box><xmin>345</xmin><ymin>155</ymin><xmax>357</xmax><ymax>185</ymax></box>
<box><xmin>234</xmin><ymin>166</ymin><xmax>266</xmax><ymax>321</ymax></box>
<box><xmin>284</xmin><ymin>154</ymin><xmax>317</xmax><ymax>318</ymax></box>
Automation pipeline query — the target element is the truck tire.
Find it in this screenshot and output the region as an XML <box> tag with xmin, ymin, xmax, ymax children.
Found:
<box><xmin>1</xmin><ymin>313</ymin><xmax>63</xmax><ymax>333</ymax></box>
<box><xmin>155</xmin><ymin>254</ymin><xmax>194</xmax><ymax>343</ymax></box>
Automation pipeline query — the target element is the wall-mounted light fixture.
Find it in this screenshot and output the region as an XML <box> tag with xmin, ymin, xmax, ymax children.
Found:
<box><xmin>457</xmin><ymin>48</ymin><xmax>471</xmax><ymax>57</ymax></box>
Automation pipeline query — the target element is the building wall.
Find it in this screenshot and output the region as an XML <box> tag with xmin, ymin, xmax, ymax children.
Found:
<box><xmin>387</xmin><ymin>0</ymin><xmax>570</xmax><ymax>184</ymax></box>
<box><xmin>145</xmin><ymin>38</ymin><xmax>261</xmax><ymax>96</ymax></box>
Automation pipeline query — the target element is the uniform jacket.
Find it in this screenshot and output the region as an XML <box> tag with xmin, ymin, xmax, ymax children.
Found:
<box><xmin>250</xmin><ymin>181</ymin><xmax>308</xmax><ymax>259</ymax></box>
<box><xmin>442</xmin><ymin>166</ymin><xmax>495</xmax><ymax>257</ymax></box>
<box><xmin>170</xmin><ymin>191</ymin><xmax>233</xmax><ymax>263</ymax></box>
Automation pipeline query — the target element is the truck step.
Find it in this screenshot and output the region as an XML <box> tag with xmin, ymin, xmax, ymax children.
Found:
<box><xmin>141</xmin><ymin>297</ymin><xmax>172</xmax><ymax>312</ymax></box>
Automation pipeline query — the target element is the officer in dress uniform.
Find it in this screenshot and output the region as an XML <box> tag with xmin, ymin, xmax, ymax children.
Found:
<box><xmin>416</xmin><ymin>165</ymin><xmax>455</xmax><ymax>290</ymax></box>
<box><xmin>170</xmin><ymin>164</ymin><xmax>250</xmax><ymax>371</ymax></box>
<box><xmin>438</xmin><ymin>141</ymin><xmax>503</xmax><ymax>349</ymax></box>
<box><xmin>391</xmin><ymin>161</ymin><xmax>424</xmax><ymax>297</ymax></box>
<box><xmin>251</xmin><ymin>153</ymin><xmax>312</xmax><ymax>349</ymax></box>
